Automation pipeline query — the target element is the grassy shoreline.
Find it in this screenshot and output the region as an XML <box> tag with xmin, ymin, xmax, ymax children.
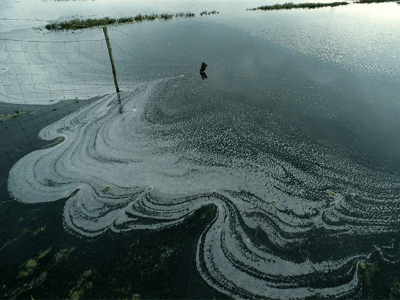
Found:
<box><xmin>45</xmin><ymin>11</ymin><xmax>218</xmax><ymax>31</ymax></box>
<box><xmin>249</xmin><ymin>0</ymin><xmax>398</xmax><ymax>11</ymax></box>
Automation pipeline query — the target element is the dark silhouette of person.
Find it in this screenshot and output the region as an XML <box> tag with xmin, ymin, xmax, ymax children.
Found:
<box><xmin>200</xmin><ymin>62</ymin><xmax>208</xmax><ymax>80</ymax></box>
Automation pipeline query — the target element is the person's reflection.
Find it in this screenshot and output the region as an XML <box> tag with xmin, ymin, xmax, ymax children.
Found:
<box><xmin>199</xmin><ymin>62</ymin><xmax>208</xmax><ymax>80</ymax></box>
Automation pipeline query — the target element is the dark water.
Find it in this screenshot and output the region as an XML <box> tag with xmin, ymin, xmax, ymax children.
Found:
<box><xmin>2</xmin><ymin>6</ymin><xmax>400</xmax><ymax>299</ymax></box>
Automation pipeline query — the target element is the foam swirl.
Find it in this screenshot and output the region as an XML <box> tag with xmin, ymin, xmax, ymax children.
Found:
<box><xmin>8</xmin><ymin>78</ymin><xmax>400</xmax><ymax>299</ymax></box>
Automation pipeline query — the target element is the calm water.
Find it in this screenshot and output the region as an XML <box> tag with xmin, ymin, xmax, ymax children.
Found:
<box><xmin>1</xmin><ymin>0</ymin><xmax>400</xmax><ymax>299</ymax></box>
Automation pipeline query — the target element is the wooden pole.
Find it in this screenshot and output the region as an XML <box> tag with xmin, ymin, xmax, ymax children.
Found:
<box><xmin>103</xmin><ymin>27</ymin><xmax>120</xmax><ymax>93</ymax></box>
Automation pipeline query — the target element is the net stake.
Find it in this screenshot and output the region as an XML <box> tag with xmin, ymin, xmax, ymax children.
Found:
<box><xmin>103</xmin><ymin>27</ymin><xmax>120</xmax><ymax>93</ymax></box>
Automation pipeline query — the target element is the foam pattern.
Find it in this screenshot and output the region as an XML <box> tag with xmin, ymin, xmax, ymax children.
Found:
<box><xmin>8</xmin><ymin>77</ymin><xmax>400</xmax><ymax>299</ymax></box>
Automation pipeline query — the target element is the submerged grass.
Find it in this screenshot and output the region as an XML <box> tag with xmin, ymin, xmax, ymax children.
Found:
<box><xmin>45</xmin><ymin>10</ymin><xmax>204</xmax><ymax>31</ymax></box>
<box><xmin>200</xmin><ymin>10</ymin><xmax>219</xmax><ymax>16</ymax></box>
<box><xmin>255</xmin><ymin>2</ymin><xmax>349</xmax><ymax>10</ymax></box>
<box><xmin>160</xmin><ymin>13</ymin><xmax>173</xmax><ymax>20</ymax></box>
<box><xmin>45</xmin><ymin>17</ymin><xmax>116</xmax><ymax>30</ymax></box>
<box><xmin>175</xmin><ymin>12</ymin><xmax>195</xmax><ymax>18</ymax></box>
<box><xmin>357</xmin><ymin>0</ymin><xmax>398</xmax><ymax>3</ymax></box>
<box><xmin>250</xmin><ymin>0</ymin><xmax>398</xmax><ymax>10</ymax></box>
<box><xmin>117</xmin><ymin>17</ymin><xmax>133</xmax><ymax>24</ymax></box>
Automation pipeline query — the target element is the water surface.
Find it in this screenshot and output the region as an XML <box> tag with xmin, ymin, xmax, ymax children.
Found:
<box><xmin>2</xmin><ymin>1</ymin><xmax>400</xmax><ymax>299</ymax></box>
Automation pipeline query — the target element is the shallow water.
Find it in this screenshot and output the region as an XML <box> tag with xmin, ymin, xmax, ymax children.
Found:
<box><xmin>2</xmin><ymin>0</ymin><xmax>400</xmax><ymax>299</ymax></box>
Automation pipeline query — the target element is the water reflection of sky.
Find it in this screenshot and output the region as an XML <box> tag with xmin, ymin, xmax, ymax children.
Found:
<box><xmin>2</xmin><ymin>0</ymin><xmax>399</xmax><ymax>80</ymax></box>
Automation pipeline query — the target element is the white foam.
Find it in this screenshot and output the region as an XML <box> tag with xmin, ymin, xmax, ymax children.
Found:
<box><xmin>8</xmin><ymin>78</ymin><xmax>400</xmax><ymax>299</ymax></box>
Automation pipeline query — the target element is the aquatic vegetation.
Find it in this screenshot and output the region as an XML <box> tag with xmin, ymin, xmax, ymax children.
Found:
<box><xmin>0</xmin><ymin>237</ymin><xmax>18</xmax><ymax>250</ymax></box>
<box><xmin>144</xmin><ymin>14</ymin><xmax>157</xmax><ymax>21</ymax></box>
<box><xmin>45</xmin><ymin>11</ymin><xmax>207</xmax><ymax>30</ymax></box>
<box><xmin>358</xmin><ymin>0</ymin><xmax>398</xmax><ymax>3</ymax></box>
<box><xmin>0</xmin><ymin>113</ymin><xmax>16</xmax><ymax>121</ymax></box>
<box><xmin>358</xmin><ymin>262</ymin><xmax>379</xmax><ymax>286</ymax></box>
<box><xmin>0</xmin><ymin>109</ymin><xmax>37</xmax><ymax>121</ymax></box>
<box><xmin>133</xmin><ymin>14</ymin><xmax>144</xmax><ymax>22</ymax></box>
<box><xmin>159</xmin><ymin>247</ymin><xmax>174</xmax><ymax>262</ymax></box>
<box><xmin>255</xmin><ymin>1</ymin><xmax>349</xmax><ymax>10</ymax></box>
<box><xmin>359</xmin><ymin>261</ymin><xmax>366</xmax><ymax>269</ymax></box>
<box><xmin>102</xmin><ymin>186</ymin><xmax>111</xmax><ymax>194</ymax></box>
<box><xmin>1</xmin><ymin>245</ymin><xmax>80</xmax><ymax>298</ymax></box>
<box><xmin>22</xmin><ymin>227</ymin><xmax>46</xmax><ymax>236</ymax></box>
<box><xmin>391</xmin><ymin>281</ymin><xmax>400</xmax><ymax>298</ymax></box>
<box><xmin>69</xmin><ymin>270</ymin><xmax>93</xmax><ymax>300</ymax></box>
<box><xmin>54</xmin><ymin>248</ymin><xmax>75</xmax><ymax>263</ymax></box>
<box><xmin>38</xmin><ymin>248</ymin><xmax>52</xmax><ymax>259</ymax></box>
<box><xmin>176</xmin><ymin>12</ymin><xmax>195</xmax><ymax>18</ymax></box>
<box><xmin>45</xmin><ymin>17</ymin><xmax>116</xmax><ymax>30</ymax></box>
<box><xmin>327</xmin><ymin>189</ymin><xmax>339</xmax><ymax>197</ymax></box>
<box><xmin>160</xmin><ymin>13</ymin><xmax>173</xmax><ymax>20</ymax></box>
<box><xmin>18</xmin><ymin>248</ymin><xmax>52</xmax><ymax>278</ymax></box>
<box><xmin>117</xmin><ymin>17</ymin><xmax>133</xmax><ymax>24</ymax></box>
<box><xmin>26</xmin><ymin>259</ymin><xmax>38</xmax><ymax>269</ymax></box>
<box><xmin>0</xmin><ymin>110</ymin><xmax>24</xmax><ymax>121</ymax></box>
<box><xmin>200</xmin><ymin>10</ymin><xmax>219</xmax><ymax>16</ymax></box>
<box><xmin>373</xmin><ymin>244</ymin><xmax>381</xmax><ymax>252</ymax></box>
<box><xmin>42</xmin><ymin>137</ymin><xmax>65</xmax><ymax>149</ymax></box>
<box><xmin>252</xmin><ymin>0</ymin><xmax>400</xmax><ymax>11</ymax></box>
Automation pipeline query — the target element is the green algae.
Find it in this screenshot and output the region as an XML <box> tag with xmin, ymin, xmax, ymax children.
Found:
<box><xmin>327</xmin><ymin>190</ymin><xmax>339</xmax><ymax>197</ymax></box>
<box><xmin>69</xmin><ymin>269</ymin><xmax>93</xmax><ymax>300</ymax></box>
<box><xmin>18</xmin><ymin>248</ymin><xmax>52</xmax><ymax>278</ymax></box>
<box><xmin>3</xmin><ymin>246</ymin><xmax>78</xmax><ymax>298</ymax></box>
<box><xmin>22</xmin><ymin>227</ymin><xmax>46</xmax><ymax>236</ymax></box>
<box><xmin>373</xmin><ymin>244</ymin><xmax>381</xmax><ymax>252</ymax></box>
<box><xmin>102</xmin><ymin>186</ymin><xmax>111</xmax><ymax>194</ymax></box>
<box><xmin>54</xmin><ymin>247</ymin><xmax>75</xmax><ymax>263</ymax></box>
<box><xmin>70</xmin><ymin>189</ymin><xmax>81</xmax><ymax>197</ymax></box>
<box><xmin>132</xmin><ymin>294</ymin><xmax>140</xmax><ymax>300</ymax></box>
<box><xmin>360</xmin><ymin>263</ymin><xmax>379</xmax><ymax>286</ymax></box>
<box><xmin>0</xmin><ymin>111</ymin><xmax>23</xmax><ymax>121</ymax></box>
<box><xmin>38</xmin><ymin>248</ymin><xmax>52</xmax><ymax>259</ymax></box>
<box><xmin>159</xmin><ymin>247</ymin><xmax>174</xmax><ymax>262</ymax></box>
<box><xmin>390</xmin><ymin>280</ymin><xmax>400</xmax><ymax>298</ymax></box>
<box><xmin>1</xmin><ymin>237</ymin><xmax>18</xmax><ymax>250</ymax></box>
<box><xmin>0</xmin><ymin>109</ymin><xmax>38</xmax><ymax>121</ymax></box>
<box><xmin>359</xmin><ymin>261</ymin><xmax>367</xmax><ymax>270</ymax></box>
<box><xmin>26</xmin><ymin>259</ymin><xmax>38</xmax><ymax>269</ymax></box>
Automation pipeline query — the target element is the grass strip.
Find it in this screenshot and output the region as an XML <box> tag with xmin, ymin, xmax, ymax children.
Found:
<box><xmin>253</xmin><ymin>2</ymin><xmax>349</xmax><ymax>10</ymax></box>
<box><xmin>45</xmin><ymin>11</ymin><xmax>199</xmax><ymax>31</ymax></box>
<box><xmin>200</xmin><ymin>10</ymin><xmax>219</xmax><ymax>16</ymax></box>
<box><xmin>357</xmin><ymin>0</ymin><xmax>398</xmax><ymax>3</ymax></box>
<box><xmin>45</xmin><ymin>17</ymin><xmax>117</xmax><ymax>30</ymax></box>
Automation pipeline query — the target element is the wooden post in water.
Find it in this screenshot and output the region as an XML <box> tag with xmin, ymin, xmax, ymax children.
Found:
<box><xmin>103</xmin><ymin>27</ymin><xmax>120</xmax><ymax>93</ymax></box>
